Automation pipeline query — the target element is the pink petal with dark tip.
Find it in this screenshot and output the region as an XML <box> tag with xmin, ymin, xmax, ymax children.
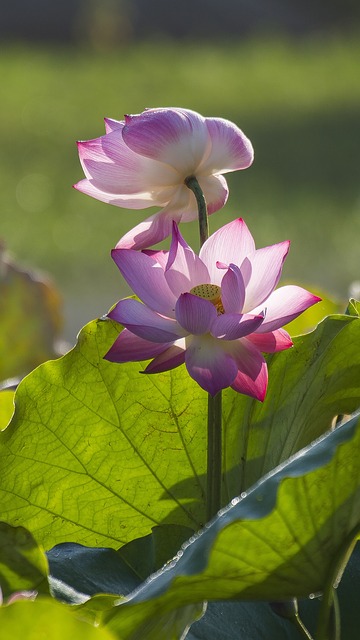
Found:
<box><xmin>245</xmin><ymin>329</ymin><xmax>293</xmax><ymax>353</ymax></box>
<box><xmin>104</xmin><ymin>117</ymin><xmax>124</xmax><ymax>134</ymax></box>
<box><xmin>253</xmin><ymin>286</ymin><xmax>321</xmax><ymax>333</ymax></box>
<box><xmin>230</xmin><ymin>340</ymin><xmax>268</xmax><ymax>401</ymax></box>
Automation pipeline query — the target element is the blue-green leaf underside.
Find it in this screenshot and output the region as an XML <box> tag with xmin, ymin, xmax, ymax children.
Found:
<box><xmin>102</xmin><ymin>414</ymin><xmax>360</xmax><ymax>637</ymax></box>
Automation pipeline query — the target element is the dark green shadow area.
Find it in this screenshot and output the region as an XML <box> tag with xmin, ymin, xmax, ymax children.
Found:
<box><xmin>0</xmin><ymin>522</ymin><xmax>49</xmax><ymax>598</ymax></box>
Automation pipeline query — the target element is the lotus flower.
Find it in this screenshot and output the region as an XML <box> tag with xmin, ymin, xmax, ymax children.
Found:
<box><xmin>74</xmin><ymin>108</ymin><xmax>253</xmax><ymax>250</ymax></box>
<box><xmin>0</xmin><ymin>587</ymin><xmax>37</xmax><ymax>606</ymax></box>
<box><xmin>105</xmin><ymin>219</ymin><xmax>320</xmax><ymax>399</ymax></box>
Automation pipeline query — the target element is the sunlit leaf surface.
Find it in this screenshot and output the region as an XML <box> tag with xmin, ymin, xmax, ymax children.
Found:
<box><xmin>103</xmin><ymin>414</ymin><xmax>360</xmax><ymax>638</ymax></box>
<box><xmin>0</xmin><ymin>598</ymin><xmax>116</xmax><ymax>639</ymax></box>
<box><xmin>0</xmin><ymin>390</ymin><xmax>14</xmax><ymax>431</ymax></box>
<box><xmin>0</xmin><ymin>319</ymin><xmax>208</xmax><ymax>547</ymax></box>
<box><xmin>0</xmin><ymin>311</ymin><xmax>359</xmax><ymax>550</ymax></box>
<box><xmin>223</xmin><ymin>311</ymin><xmax>360</xmax><ymax>496</ymax></box>
<box><xmin>0</xmin><ymin>522</ymin><xmax>48</xmax><ymax>598</ymax></box>
<box><xmin>0</xmin><ymin>246</ymin><xmax>62</xmax><ymax>380</ymax></box>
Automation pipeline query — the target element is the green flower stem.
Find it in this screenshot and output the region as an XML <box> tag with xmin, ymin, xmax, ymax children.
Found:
<box><xmin>184</xmin><ymin>175</ymin><xmax>209</xmax><ymax>249</ymax></box>
<box><xmin>271</xmin><ymin>599</ymin><xmax>314</xmax><ymax>640</ymax></box>
<box><xmin>316</xmin><ymin>527</ymin><xmax>359</xmax><ymax>640</ymax></box>
<box><xmin>291</xmin><ymin>615</ymin><xmax>315</xmax><ymax>640</ymax></box>
<box><xmin>207</xmin><ymin>392</ymin><xmax>222</xmax><ymax>521</ymax></box>
<box><xmin>185</xmin><ymin>174</ymin><xmax>222</xmax><ymax>521</ymax></box>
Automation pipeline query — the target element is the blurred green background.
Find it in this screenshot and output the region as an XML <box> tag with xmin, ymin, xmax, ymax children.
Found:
<box><xmin>1</xmin><ymin>1</ymin><xmax>359</xmax><ymax>341</ymax></box>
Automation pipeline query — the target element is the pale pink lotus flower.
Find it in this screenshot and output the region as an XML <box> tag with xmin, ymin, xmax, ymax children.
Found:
<box><xmin>74</xmin><ymin>108</ymin><xmax>254</xmax><ymax>250</ymax></box>
<box><xmin>105</xmin><ymin>219</ymin><xmax>320</xmax><ymax>399</ymax></box>
<box><xmin>0</xmin><ymin>586</ymin><xmax>37</xmax><ymax>606</ymax></box>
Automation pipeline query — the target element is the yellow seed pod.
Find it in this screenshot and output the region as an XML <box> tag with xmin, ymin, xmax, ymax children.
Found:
<box><xmin>190</xmin><ymin>283</ymin><xmax>222</xmax><ymax>303</ymax></box>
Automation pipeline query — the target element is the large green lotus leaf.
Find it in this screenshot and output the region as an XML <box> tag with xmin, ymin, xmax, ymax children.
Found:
<box><xmin>50</xmin><ymin>543</ymin><xmax>360</xmax><ymax>640</ymax></box>
<box><xmin>105</xmin><ymin>602</ymin><xmax>206</xmax><ymax>640</ymax></box>
<box><xmin>103</xmin><ymin>414</ymin><xmax>360</xmax><ymax>638</ymax></box>
<box><xmin>346</xmin><ymin>297</ymin><xmax>360</xmax><ymax>316</ymax></box>
<box><xmin>222</xmin><ymin>311</ymin><xmax>360</xmax><ymax>498</ymax></box>
<box><xmin>0</xmin><ymin>598</ymin><xmax>116</xmax><ymax>640</ymax></box>
<box><xmin>0</xmin><ymin>311</ymin><xmax>359</xmax><ymax>551</ymax></box>
<box><xmin>0</xmin><ymin>522</ymin><xmax>49</xmax><ymax>598</ymax></box>
<box><xmin>0</xmin><ymin>390</ymin><xmax>14</xmax><ymax>431</ymax></box>
<box><xmin>46</xmin><ymin>528</ymin><xmax>205</xmax><ymax>639</ymax></box>
<box><xmin>0</xmin><ymin>318</ymin><xmax>208</xmax><ymax>548</ymax></box>
<box><xmin>191</xmin><ymin>566</ymin><xmax>360</xmax><ymax>640</ymax></box>
<box><xmin>188</xmin><ymin>546</ymin><xmax>360</xmax><ymax>640</ymax></box>
<box><xmin>47</xmin><ymin>535</ymin><xmax>360</xmax><ymax>639</ymax></box>
<box><xmin>296</xmin><ymin>543</ymin><xmax>360</xmax><ymax>640</ymax></box>
<box><xmin>187</xmin><ymin>601</ymin><xmax>298</xmax><ymax>640</ymax></box>
<box><xmin>0</xmin><ymin>245</ymin><xmax>62</xmax><ymax>381</ymax></box>
<box><xmin>85</xmin><ymin>597</ymin><xmax>206</xmax><ymax>640</ymax></box>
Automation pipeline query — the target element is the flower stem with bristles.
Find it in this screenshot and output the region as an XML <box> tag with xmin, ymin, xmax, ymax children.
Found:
<box><xmin>185</xmin><ymin>174</ymin><xmax>222</xmax><ymax>521</ymax></box>
<box><xmin>184</xmin><ymin>175</ymin><xmax>209</xmax><ymax>250</ymax></box>
<box><xmin>206</xmin><ymin>391</ymin><xmax>222</xmax><ymax>521</ymax></box>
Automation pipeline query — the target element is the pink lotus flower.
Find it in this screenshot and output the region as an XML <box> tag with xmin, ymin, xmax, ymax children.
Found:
<box><xmin>105</xmin><ymin>219</ymin><xmax>320</xmax><ymax>399</ymax></box>
<box><xmin>0</xmin><ymin>587</ymin><xmax>37</xmax><ymax>606</ymax></box>
<box><xmin>74</xmin><ymin>108</ymin><xmax>253</xmax><ymax>250</ymax></box>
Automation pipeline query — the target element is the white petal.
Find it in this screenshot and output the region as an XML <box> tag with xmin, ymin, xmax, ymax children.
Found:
<box><xmin>74</xmin><ymin>179</ymin><xmax>161</xmax><ymax>209</ymax></box>
<box><xmin>116</xmin><ymin>211</ymin><xmax>176</xmax><ymax>251</ymax></box>
<box><xmin>197</xmin><ymin>174</ymin><xmax>229</xmax><ymax>216</ymax></box>
<box><xmin>243</xmin><ymin>241</ymin><xmax>290</xmax><ymax>312</ymax></box>
<box><xmin>200</xmin><ymin>218</ymin><xmax>256</xmax><ymax>285</ymax></box>
<box><xmin>165</xmin><ymin>224</ymin><xmax>210</xmax><ymax>297</ymax></box>
<box><xmin>199</xmin><ymin>117</ymin><xmax>254</xmax><ymax>174</ymax></box>
<box><xmin>122</xmin><ymin>107</ymin><xmax>210</xmax><ymax>176</ymax></box>
<box><xmin>77</xmin><ymin>132</ymin><xmax>179</xmax><ymax>194</ymax></box>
